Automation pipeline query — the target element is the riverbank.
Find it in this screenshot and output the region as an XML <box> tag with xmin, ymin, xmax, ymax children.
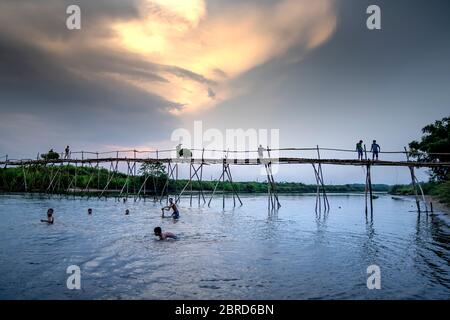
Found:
<box><xmin>0</xmin><ymin>165</ymin><xmax>391</xmax><ymax>195</ymax></box>
<box><xmin>426</xmin><ymin>195</ymin><xmax>450</xmax><ymax>215</ymax></box>
<box><xmin>390</xmin><ymin>181</ymin><xmax>450</xmax><ymax>207</ymax></box>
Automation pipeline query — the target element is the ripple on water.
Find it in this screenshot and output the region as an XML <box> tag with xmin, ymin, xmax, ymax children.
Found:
<box><xmin>0</xmin><ymin>194</ymin><xmax>449</xmax><ymax>299</ymax></box>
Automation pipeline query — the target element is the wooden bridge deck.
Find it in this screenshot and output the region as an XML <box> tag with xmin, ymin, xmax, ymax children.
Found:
<box><xmin>1</xmin><ymin>157</ymin><xmax>449</xmax><ymax>168</ymax></box>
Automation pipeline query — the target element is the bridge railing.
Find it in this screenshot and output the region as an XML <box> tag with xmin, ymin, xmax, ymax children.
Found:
<box><xmin>2</xmin><ymin>147</ymin><xmax>449</xmax><ymax>166</ymax></box>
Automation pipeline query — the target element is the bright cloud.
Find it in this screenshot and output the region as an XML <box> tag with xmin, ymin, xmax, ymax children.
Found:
<box><xmin>0</xmin><ymin>0</ymin><xmax>337</xmax><ymax>116</ymax></box>
<box><xmin>112</xmin><ymin>0</ymin><xmax>337</xmax><ymax>114</ymax></box>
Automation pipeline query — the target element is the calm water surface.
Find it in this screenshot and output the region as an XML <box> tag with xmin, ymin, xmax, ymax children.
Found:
<box><xmin>0</xmin><ymin>193</ymin><xmax>449</xmax><ymax>299</ymax></box>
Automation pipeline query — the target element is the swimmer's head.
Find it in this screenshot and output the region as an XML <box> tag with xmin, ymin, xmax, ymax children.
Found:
<box><xmin>125</xmin><ymin>209</ymin><xmax>130</xmax><ymax>215</ymax></box>
<box><xmin>169</xmin><ymin>198</ymin><xmax>174</xmax><ymax>204</ymax></box>
<box><xmin>47</xmin><ymin>208</ymin><xmax>54</xmax><ymax>216</ymax></box>
<box><xmin>88</xmin><ymin>208</ymin><xmax>92</xmax><ymax>214</ymax></box>
<box><xmin>154</xmin><ymin>227</ymin><xmax>162</xmax><ymax>236</ymax></box>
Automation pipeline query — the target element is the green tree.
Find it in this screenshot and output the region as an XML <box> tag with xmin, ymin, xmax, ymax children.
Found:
<box><xmin>409</xmin><ymin>116</ymin><xmax>450</xmax><ymax>182</ymax></box>
<box><xmin>139</xmin><ymin>162</ymin><xmax>166</xmax><ymax>178</ymax></box>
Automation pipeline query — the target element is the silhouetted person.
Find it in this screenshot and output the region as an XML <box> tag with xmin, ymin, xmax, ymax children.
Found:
<box><xmin>370</xmin><ymin>140</ymin><xmax>381</xmax><ymax>160</ymax></box>
<box><xmin>356</xmin><ymin>140</ymin><xmax>364</xmax><ymax>160</ymax></box>
<box><xmin>65</xmin><ymin>146</ymin><xmax>70</xmax><ymax>159</ymax></box>
<box><xmin>41</xmin><ymin>208</ymin><xmax>54</xmax><ymax>224</ymax></box>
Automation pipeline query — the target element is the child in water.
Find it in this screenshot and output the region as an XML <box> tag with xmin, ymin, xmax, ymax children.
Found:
<box><xmin>41</xmin><ymin>208</ymin><xmax>54</xmax><ymax>224</ymax></box>
<box><xmin>154</xmin><ymin>227</ymin><xmax>177</xmax><ymax>240</ymax></box>
<box><xmin>161</xmin><ymin>198</ymin><xmax>179</xmax><ymax>219</ymax></box>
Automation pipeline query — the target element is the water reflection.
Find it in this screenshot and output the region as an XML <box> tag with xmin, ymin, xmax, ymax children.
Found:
<box><xmin>414</xmin><ymin>211</ymin><xmax>450</xmax><ymax>290</ymax></box>
<box><xmin>0</xmin><ymin>193</ymin><xmax>448</xmax><ymax>299</ymax></box>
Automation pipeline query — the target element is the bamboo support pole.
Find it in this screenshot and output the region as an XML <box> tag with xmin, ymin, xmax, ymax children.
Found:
<box><xmin>191</xmin><ymin>164</ymin><xmax>206</xmax><ymax>205</ymax></box>
<box><xmin>118</xmin><ymin>161</ymin><xmax>132</xmax><ymax>199</ymax></box>
<box><xmin>175</xmin><ymin>164</ymin><xmax>203</xmax><ymax>204</ymax></box>
<box><xmin>264</xmin><ymin>163</ymin><xmax>274</xmax><ymax>209</ymax></box>
<box><xmin>190</xmin><ymin>163</ymin><xmax>193</xmax><ymax>206</ymax></box>
<box><xmin>405</xmin><ymin>147</ymin><xmax>421</xmax><ymax>213</ymax></box>
<box><xmin>224</xmin><ymin>164</ymin><xmax>243</xmax><ymax>206</ymax></box>
<box><xmin>367</xmin><ymin>164</ymin><xmax>373</xmax><ymax>214</ymax></box>
<box><xmin>135</xmin><ymin>173</ymin><xmax>152</xmax><ymax>201</ymax></box>
<box><xmin>414</xmin><ymin>175</ymin><xmax>428</xmax><ymax>213</ymax></box>
<box><xmin>316</xmin><ymin>145</ymin><xmax>329</xmax><ymax>212</ymax></box>
<box><xmin>98</xmin><ymin>159</ymin><xmax>119</xmax><ymax>199</ymax></box>
<box><xmin>22</xmin><ymin>163</ymin><xmax>28</xmax><ymax>192</ymax></box>
<box><xmin>207</xmin><ymin>168</ymin><xmax>225</xmax><ymax>207</ymax></box>
<box><xmin>97</xmin><ymin>153</ymin><xmax>100</xmax><ymax>191</ymax></box>
<box><xmin>83</xmin><ymin>163</ymin><xmax>96</xmax><ymax>194</ymax></box>
<box><xmin>159</xmin><ymin>162</ymin><xmax>173</xmax><ymax>203</ymax></box>
<box><xmin>222</xmin><ymin>162</ymin><xmax>225</xmax><ymax>210</ymax></box>
<box><xmin>312</xmin><ymin>163</ymin><xmax>321</xmax><ymax>213</ymax></box>
<box><xmin>265</xmin><ymin>147</ymin><xmax>281</xmax><ymax>209</ymax></box>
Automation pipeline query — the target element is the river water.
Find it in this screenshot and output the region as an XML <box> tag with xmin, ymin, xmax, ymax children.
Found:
<box><xmin>0</xmin><ymin>193</ymin><xmax>448</xmax><ymax>299</ymax></box>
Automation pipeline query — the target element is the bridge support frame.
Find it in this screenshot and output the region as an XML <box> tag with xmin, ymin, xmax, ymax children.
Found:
<box><xmin>404</xmin><ymin>147</ymin><xmax>428</xmax><ymax>213</ymax></box>
<box><xmin>48</xmin><ymin>163</ymin><xmax>64</xmax><ymax>194</ymax></box>
<box><xmin>313</xmin><ymin>146</ymin><xmax>329</xmax><ymax>213</ymax></box>
<box><xmin>83</xmin><ymin>161</ymin><xmax>98</xmax><ymax>198</ymax></box>
<box><xmin>160</xmin><ymin>161</ymin><xmax>178</xmax><ymax>204</ymax></box>
<box><xmin>176</xmin><ymin>161</ymin><xmax>206</xmax><ymax>206</ymax></box>
<box><xmin>21</xmin><ymin>163</ymin><xmax>29</xmax><ymax>192</ymax></box>
<box><xmin>263</xmin><ymin>147</ymin><xmax>281</xmax><ymax>211</ymax></box>
<box><xmin>208</xmin><ymin>160</ymin><xmax>243</xmax><ymax>209</ymax></box>
<box><xmin>264</xmin><ymin>161</ymin><xmax>281</xmax><ymax>210</ymax></box>
<box><xmin>98</xmin><ymin>157</ymin><xmax>119</xmax><ymax>199</ymax></box>
<box><xmin>118</xmin><ymin>160</ymin><xmax>136</xmax><ymax>201</ymax></box>
<box><xmin>365</xmin><ymin>164</ymin><xmax>374</xmax><ymax>215</ymax></box>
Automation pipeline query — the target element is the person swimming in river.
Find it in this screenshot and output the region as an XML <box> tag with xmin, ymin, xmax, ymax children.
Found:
<box><xmin>41</xmin><ymin>208</ymin><xmax>54</xmax><ymax>224</ymax></box>
<box><xmin>161</xmin><ymin>198</ymin><xmax>179</xmax><ymax>219</ymax></box>
<box><xmin>154</xmin><ymin>227</ymin><xmax>177</xmax><ymax>240</ymax></box>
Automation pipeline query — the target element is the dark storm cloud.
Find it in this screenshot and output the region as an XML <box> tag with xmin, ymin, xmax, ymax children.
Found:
<box><xmin>0</xmin><ymin>0</ymin><xmax>186</xmax><ymax>154</ymax></box>
<box><xmin>0</xmin><ymin>34</ymin><xmax>178</xmax><ymax>149</ymax></box>
<box><xmin>0</xmin><ymin>0</ymin><xmax>139</xmax><ymax>41</ymax></box>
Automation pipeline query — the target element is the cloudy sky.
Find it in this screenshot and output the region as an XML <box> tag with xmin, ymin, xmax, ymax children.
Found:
<box><xmin>1</xmin><ymin>0</ymin><xmax>449</xmax><ymax>183</ymax></box>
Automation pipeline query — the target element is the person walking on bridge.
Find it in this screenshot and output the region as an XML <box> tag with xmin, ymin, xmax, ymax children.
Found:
<box><xmin>370</xmin><ymin>140</ymin><xmax>381</xmax><ymax>160</ymax></box>
<box><xmin>64</xmin><ymin>146</ymin><xmax>70</xmax><ymax>159</ymax></box>
<box><xmin>258</xmin><ymin>145</ymin><xmax>266</xmax><ymax>163</ymax></box>
<box><xmin>356</xmin><ymin>140</ymin><xmax>364</xmax><ymax>160</ymax></box>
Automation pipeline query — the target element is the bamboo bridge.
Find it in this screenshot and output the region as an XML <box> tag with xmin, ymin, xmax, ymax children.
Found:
<box><xmin>1</xmin><ymin>146</ymin><xmax>449</xmax><ymax>215</ymax></box>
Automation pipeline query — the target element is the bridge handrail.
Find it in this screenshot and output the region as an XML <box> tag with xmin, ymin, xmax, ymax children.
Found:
<box><xmin>3</xmin><ymin>147</ymin><xmax>450</xmax><ymax>162</ymax></box>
